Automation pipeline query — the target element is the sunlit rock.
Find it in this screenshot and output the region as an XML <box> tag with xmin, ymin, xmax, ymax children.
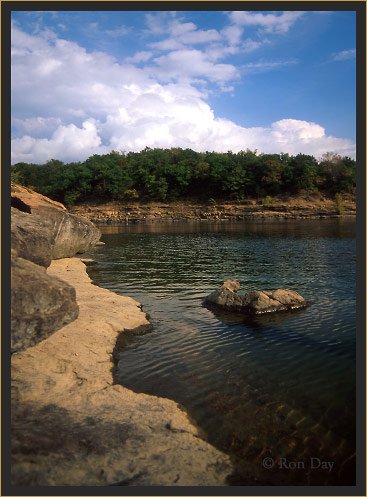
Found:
<box><xmin>204</xmin><ymin>280</ymin><xmax>306</xmax><ymax>314</ymax></box>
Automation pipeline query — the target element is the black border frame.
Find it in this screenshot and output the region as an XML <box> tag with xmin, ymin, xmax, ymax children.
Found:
<box><xmin>2</xmin><ymin>2</ymin><xmax>366</xmax><ymax>496</ymax></box>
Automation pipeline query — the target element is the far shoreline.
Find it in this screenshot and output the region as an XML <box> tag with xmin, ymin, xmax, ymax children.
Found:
<box><xmin>68</xmin><ymin>191</ymin><xmax>356</xmax><ymax>225</ymax></box>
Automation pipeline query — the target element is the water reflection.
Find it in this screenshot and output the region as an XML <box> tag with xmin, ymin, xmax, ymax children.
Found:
<box><xmin>98</xmin><ymin>217</ymin><xmax>356</xmax><ymax>238</ymax></box>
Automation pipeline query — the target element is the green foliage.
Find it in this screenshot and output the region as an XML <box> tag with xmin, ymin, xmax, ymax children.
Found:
<box><xmin>334</xmin><ymin>193</ymin><xmax>344</xmax><ymax>214</ymax></box>
<box><xmin>263</xmin><ymin>195</ymin><xmax>273</xmax><ymax>207</ymax></box>
<box><xmin>64</xmin><ymin>190</ymin><xmax>80</xmax><ymax>206</ymax></box>
<box><xmin>121</xmin><ymin>188</ymin><xmax>139</xmax><ymax>200</ymax></box>
<box><xmin>207</xmin><ymin>198</ymin><xmax>216</xmax><ymax>205</ymax></box>
<box><xmin>10</xmin><ymin>148</ymin><xmax>356</xmax><ymax>205</ymax></box>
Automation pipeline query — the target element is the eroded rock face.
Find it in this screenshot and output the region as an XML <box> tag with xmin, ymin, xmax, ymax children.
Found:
<box><xmin>11</xmin><ymin>254</ymin><xmax>79</xmax><ymax>352</ymax></box>
<box><xmin>11</xmin><ymin>183</ymin><xmax>101</xmax><ymax>259</ymax></box>
<box><xmin>204</xmin><ymin>280</ymin><xmax>306</xmax><ymax>314</ymax></box>
<box><xmin>11</xmin><ymin>208</ymin><xmax>53</xmax><ymax>268</ymax></box>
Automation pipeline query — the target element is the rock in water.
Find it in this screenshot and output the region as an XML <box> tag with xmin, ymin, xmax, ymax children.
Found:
<box><xmin>11</xmin><ymin>254</ymin><xmax>79</xmax><ymax>352</ymax></box>
<box><xmin>11</xmin><ymin>183</ymin><xmax>101</xmax><ymax>259</ymax></box>
<box><xmin>204</xmin><ymin>280</ymin><xmax>306</xmax><ymax>314</ymax></box>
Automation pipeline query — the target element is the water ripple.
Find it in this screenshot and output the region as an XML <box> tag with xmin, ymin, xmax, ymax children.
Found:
<box><xmin>86</xmin><ymin>219</ymin><xmax>356</xmax><ymax>485</ymax></box>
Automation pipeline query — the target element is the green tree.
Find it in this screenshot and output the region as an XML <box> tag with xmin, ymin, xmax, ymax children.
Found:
<box><xmin>287</xmin><ymin>154</ymin><xmax>318</xmax><ymax>192</ymax></box>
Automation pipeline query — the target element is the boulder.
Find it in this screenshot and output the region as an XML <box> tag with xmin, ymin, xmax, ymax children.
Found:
<box><xmin>11</xmin><ymin>183</ymin><xmax>101</xmax><ymax>259</ymax></box>
<box><xmin>11</xmin><ymin>208</ymin><xmax>53</xmax><ymax>268</ymax></box>
<box><xmin>204</xmin><ymin>280</ymin><xmax>306</xmax><ymax>315</ymax></box>
<box><xmin>11</xmin><ymin>254</ymin><xmax>79</xmax><ymax>352</ymax></box>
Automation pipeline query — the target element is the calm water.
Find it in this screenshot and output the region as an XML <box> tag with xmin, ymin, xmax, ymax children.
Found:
<box><xmin>85</xmin><ymin>219</ymin><xmax>356</xmax><ymax>486</ymax></box>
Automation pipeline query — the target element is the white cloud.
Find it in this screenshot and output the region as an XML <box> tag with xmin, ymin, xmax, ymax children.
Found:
<box><xmin>150</xmin><ymin>38</ymin><xmax>185</xmax><ymax>51</ymax></box>
<box><xmin>221</xmin><ymin>25</ymin><xmax>243</xmax><ymax>45</ymax></box>
<box><xmin>229</xmin><ymin>11</ymin><xmax>304</xmax><ymax>34</ymax></box>
<box><xmin>205</xmin><ymin>43</ymin><xmax>239</xmax><ymax>61</ymax></box>
<box><xmin>12</xmin><ymin>116</ymin><xmax>63</xmax><ymax>137</ymax></box>
<box><xmin>11</xmin><ymin>119</ymin><xmax>106</xmax><ymax>163</ymax></box>
<box><xmin>332</xmin><ymin>49</ymin><xmax>356</xmax><ymax>61</ymax></box>
<box><xmin>241</xmin><ymin>58</ymin><xmax>298</xmax><ymax>73</ymax></box>
<box><xmin>11</xmin><ymin>23</ymin><xmax>355</xmax><ymax>164</ymax></box>
<box><xmin>144</xmin><ymin>12</ymin><xmax>176</xmax><ymax>34</ymax></box>
<box><xmin>151</xmin><ymin>49</ymin><xmax>239</xmax><ymax>84</ymax></box>
<box><xmin>125</xmin><ymin>51</ymin><xmax>153</xmax><ymax>63</ymax></box>
<box><xmin>169</xmin><ymin>20</ymin><xmax>221</xmax><ymax>44</ymax></box>
<box><xmin>149</xmin><ymin>18</ymin><xmax>221</xmax><ymax>53</ymax></box>
<box><xmin>242</xmin><ymin>38</ymin><xmax>268</xmax><ymax>53</ymax></box>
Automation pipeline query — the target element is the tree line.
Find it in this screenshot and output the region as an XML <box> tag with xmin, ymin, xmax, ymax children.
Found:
<box><xmin>11</xmin><ymin>147</ymin><xmax>356</xmax><ymax>206</ymax></box>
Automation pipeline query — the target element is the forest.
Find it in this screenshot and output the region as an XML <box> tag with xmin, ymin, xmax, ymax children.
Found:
<box><xmin>11</xmin><ymin>147</ymin><xmax>356</xmax><ymax>206</ymax></box>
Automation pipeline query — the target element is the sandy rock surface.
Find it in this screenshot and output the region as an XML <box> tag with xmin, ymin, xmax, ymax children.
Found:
<box><xmin>11</xmin><ymin>258</ymin><xmax>233</xmax><ymax>486</ymax></box>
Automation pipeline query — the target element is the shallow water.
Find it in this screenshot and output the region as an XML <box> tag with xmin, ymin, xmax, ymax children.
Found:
<box><xmin>85</xmin><ymin>218</ymin><xmax>356</xmax><ymax>486</ymax></box>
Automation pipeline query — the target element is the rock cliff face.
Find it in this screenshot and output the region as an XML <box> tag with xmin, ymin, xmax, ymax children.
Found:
<box><xmin>204</xmin><ymin>280</ymin><xmax>306</xmax><ymax>315</ymax></box>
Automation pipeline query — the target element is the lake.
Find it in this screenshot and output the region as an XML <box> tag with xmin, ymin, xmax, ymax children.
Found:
<box><xmin>85</xmin><ymin>218</ymin><xmax>356</xmax><ymax>486</ymax></box>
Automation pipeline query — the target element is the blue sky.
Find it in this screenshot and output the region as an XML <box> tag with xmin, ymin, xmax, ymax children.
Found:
<box><xmin>11</xmin><ymin>9</ymin><xmax>356</xmax><ymax>163</ymax></box>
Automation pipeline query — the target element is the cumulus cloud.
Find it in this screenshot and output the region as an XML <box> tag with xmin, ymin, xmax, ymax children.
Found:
<box><xmin>11</xmin><ymin>21</ymin><xmax>355</xmax><ymax>164</ymax></box>
<box><xmin>12</xmin><ymin>119</ymin><xmax>107</xmax><ymax>163</ymax></box>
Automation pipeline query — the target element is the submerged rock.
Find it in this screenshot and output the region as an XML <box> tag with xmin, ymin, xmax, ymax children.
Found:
<box><xmin>204</xmin><ymin>280</ymin><xmax>306</xmax><ymax>315</ymax></box>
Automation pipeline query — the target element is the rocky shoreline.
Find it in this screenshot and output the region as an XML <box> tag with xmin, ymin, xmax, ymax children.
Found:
<box><xmin>11</xmin><ymin>258</ymin><xmax>233</xmax><ymax>486</ymax></box>
<box><xmin>10</xmin><ymin>183</ymin><xmax>233</xmax><ymax>486</ymax></box>
<box><xmin>68</xmin><ymin>192</ymin><xmax>356</xmax><ymax>225</ymax></box>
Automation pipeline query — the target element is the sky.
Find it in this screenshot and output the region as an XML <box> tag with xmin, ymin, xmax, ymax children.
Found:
<box><xmin>11</xmin><ymin>9</ymin><xmax>357</xmax><ymax>164</ymax></box>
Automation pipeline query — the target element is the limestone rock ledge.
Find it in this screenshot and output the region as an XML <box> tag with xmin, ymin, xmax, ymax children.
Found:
<box><xmin>11</xmin><ymin>258</ymin><xmax>233</xmax><ymax>486</ymax></box>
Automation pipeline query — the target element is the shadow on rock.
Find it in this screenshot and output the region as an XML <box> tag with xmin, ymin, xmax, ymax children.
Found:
<box><xmin>204</xmin><ymin>299</ymin><xmax>308</xmax><ymax>329</ymax></box>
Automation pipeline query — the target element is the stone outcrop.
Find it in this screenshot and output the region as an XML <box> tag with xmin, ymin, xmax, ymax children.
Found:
<box><xmin>11</xmin><ymin>207</ymin><xmax>53</xmax><ymax>268</ymax></box>
<box><xmin>11</xmin><ymin>183</ymin><xmax>101</xmax><ymax>258</ymax></box>
<box><xmin>11</xmin><ymin>253</ymin><xmax>79</xmax><ymax>352</ymax></box>
<box><xmin>11</xmin><ymin>184</ymin><xmax>103</xmax><ymax>351</ymax></box>
<box><xmin>11</xmin><ymin>258</ymin><xmax>233</xmax><ymax>486</ymax></box>
<box><xmin>204</xmin><ymin>280</ymin><xmax>306</xmax><ymax>315</ymax></box>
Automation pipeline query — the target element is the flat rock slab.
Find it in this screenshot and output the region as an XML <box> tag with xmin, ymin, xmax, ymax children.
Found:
<box><xmin>11</xmin><ymin>258</ymin><xmax>233</xmax><ymax>486</ymax></box>
<box><xmin>204</xmin><ymin>279</ymin><xmax>306</xmax><ymax>315</ymax></box>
